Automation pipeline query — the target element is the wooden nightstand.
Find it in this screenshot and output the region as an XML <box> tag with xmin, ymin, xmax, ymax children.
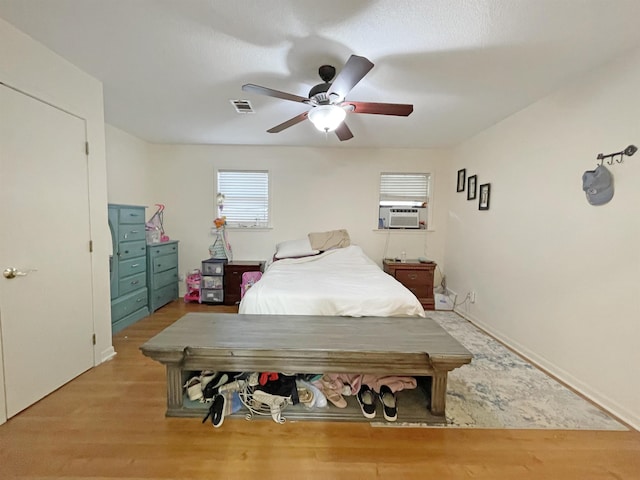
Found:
<box><xmin>383</xmin><ymin>259</ymin><xmax>436</xmax><ymax>310</ymax></box>
<box><xmin>223</xmin><ymin>261</ymin><xmax>265</xmax><ymax>305</ymax></box>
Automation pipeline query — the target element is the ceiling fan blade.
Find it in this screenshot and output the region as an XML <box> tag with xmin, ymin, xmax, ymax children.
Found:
<box><xmin>335</xmin><ymin>122</ymin><xmax>354</xmax><ymax>141</ymax></box>
<box><xmin>327</xmin><ymin>55</ymin><xmax>374</xmax><ymax>100</ymax></box>
<box><xmin>342</xmin><ymin>101</ymin><xmax>413</xmax><ymax>116</ymax></box>
<box><xmin>242</xmin><ymin>83</ymin><xmax>309</xmax><ymax>104</ymax></box>
<box><xmin>266</xmin><ymin>111</ymin><xmax>309</xmax><ymax>133</ymax></box>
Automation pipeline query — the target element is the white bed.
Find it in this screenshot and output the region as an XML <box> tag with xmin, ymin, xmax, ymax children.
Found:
<box><xmin>238</xmin><ymin>245</ymin><xmax>426</xmax><ymax>317</ymax></box>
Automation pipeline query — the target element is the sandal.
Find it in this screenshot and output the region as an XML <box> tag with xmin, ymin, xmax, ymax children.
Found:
<box><xmin>320</xmin><ymin>378</ymin><xmax>347</xmax><ymax>408</ymax></box>
<box><xmin>297</xmin><ymin>387</ymin><xmax>315</xmax><ymax>408</ymax></box>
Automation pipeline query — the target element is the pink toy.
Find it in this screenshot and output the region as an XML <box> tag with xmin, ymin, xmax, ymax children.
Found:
<box><xmin>240</xmin><ymin>271</ymin><xmax>262</xmax><ymax>299</ymax></box>
<box><xmin>184</xmin><ymin>270</ymin><xmax>201</xmax><ymax>303</ymax></box>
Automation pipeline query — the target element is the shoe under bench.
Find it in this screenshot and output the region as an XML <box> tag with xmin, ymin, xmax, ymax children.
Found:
<box><xmin>140</xmin><ymin>312</ymin><xmax>472</xmax><ymax>423</ymax></box>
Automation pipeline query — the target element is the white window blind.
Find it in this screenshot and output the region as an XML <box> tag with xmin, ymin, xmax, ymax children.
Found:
<box><xmin>217</xmin><ymin>170</ymin><xmax>269</xmax><ymax>228</ymax></box>
<box><xmin>379</xmin><ymin>173</ymin><xmax>430</xmax><ymax>205</ymax></box>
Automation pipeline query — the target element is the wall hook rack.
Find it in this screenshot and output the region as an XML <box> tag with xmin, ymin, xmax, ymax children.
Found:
<box><xmin>596</xmin><ymin>144</ymin><xmax>637</xmax><ymax>166</ymax></box>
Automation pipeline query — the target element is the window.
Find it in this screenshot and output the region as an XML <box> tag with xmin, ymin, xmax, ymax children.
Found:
<box><xmin>217</xmin><ymin>170</ymin><xmax>269</xmax><ymax>228</ymax></box>
<box><xmin>378</xmin><ymin>173</ymin><xmax>431</xmax><ymax>229</ymax></box>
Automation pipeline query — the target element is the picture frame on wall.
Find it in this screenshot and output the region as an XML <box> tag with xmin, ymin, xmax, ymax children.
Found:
<box><xmin>457</xmin><ymin>169</ymin><xmax>466</xmax><ymax>192</ymax></box>
<box><xmin>467</xmin><ymin>175</ymin><xmax>477</xmax><ymax>200</ymax></box>
<box><xmin>479</xmin><ymin>183</ymin><xmax>491</xmax><ymax>210</ymax></box>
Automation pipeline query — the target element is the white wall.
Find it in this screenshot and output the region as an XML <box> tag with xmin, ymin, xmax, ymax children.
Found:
<box><xmin>445</xmin><ymin>47</ymin><xmax>640</xmax><ymax>429</ymax></box>
<box><xmin>103</xmin><ymin>138</ymin><xmax>451</xmax><ymax>291</ymax></box>
<box><xmin>105</xmin><ymin>124</ymin><xmax>156</xmax><ymax>206</ymax></box>
<box><xmin>0</xmin><ymin>18</ymin><xmax>112</xmax><ymax>423</ymax></box>
<box><xmin>143</xmin><ymin>144</ymin><xmax>450</xmax><ymax>290</ymax></box>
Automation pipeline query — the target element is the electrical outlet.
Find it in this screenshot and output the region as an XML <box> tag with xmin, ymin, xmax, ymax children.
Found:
<box><xmin>470</xmin><ymin>291</ymin><xmax>477</xmax><ymax>303</ymax></box>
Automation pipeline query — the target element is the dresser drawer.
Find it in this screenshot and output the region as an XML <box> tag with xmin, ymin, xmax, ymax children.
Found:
<box><xmin>202</xmin><ymin>259</ymin><xmax>225</xmax><ymax>275</ymax></box>
<box><xmin>202</xmin><ymin>275</ymin><xmax>223</xmax><ymax>289</ymax></box>
<box><xmin>148</xmin><ymin>242</ymin><xmax>178</xmax><ymax>258</ymax></box>
<box><xmin>154</xmin><ymin>268</ymin><xmax>179</xmax><ymax>289</ymax></box>
<box><xmin>119</xmin><ymin>240</ymin><xmax>147</xmax><ymax>260</ymax></box>
<box><xmin>118</xmin><ymin>225</ymin><xmax>146</xmax><ymax>242</ymax></box>
<box><xmin>201</xmin><ymin>288</ymin><xmax>224</xmax><ymax>303</ymax></box>
<box><xmin>151</xmin><ymin>252</ymin><xmax>178</xmax><ymax>273</ymax></box>
<box><xmin>119</xmin><ymin>207</ymin><xmax>146</xmax><ymax>224</ymax></box>
<box><xmin>150</xmin><ymin>283</ymin><xmax>178</xmax><ymax>310</ymax></box>
<box><xmin>395</xmin><ymin>269</ymin><xmax>432</xmax><ymax>289</ymax></box>
<box><xmin>404</xmin><ymin>284</ymin><xmax>430</xmax><ymax>299</ymax></box>
<box><xmin>111</xmin><ymin>288</ymin><xmax>148</xmax><ymax>322</ymax></box>
<box><xmin>119</xmin><ymin>272</ymin><xmax>147</xmax><ymax>296</ymax></box>
<box><xmin>119</xmin><ymin>257</ymin><xmax>146</xmax><ymax>276</ymax></box>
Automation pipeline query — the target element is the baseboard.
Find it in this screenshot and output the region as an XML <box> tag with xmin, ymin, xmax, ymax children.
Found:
<box><xmin>453</xmin><ymin>308</ymin><xmax>639</xmax><ymax>432</ymax></box>
<box><xmin>100</xmin><ymin>346</ymin><xmax>117</xmax><ymax>364</ymax></box>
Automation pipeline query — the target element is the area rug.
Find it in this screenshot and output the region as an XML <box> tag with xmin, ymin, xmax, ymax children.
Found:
<box><xmin>420</xmin><ymin>311</ymin><xmax>627</xmax><ymax>430</ymax></box>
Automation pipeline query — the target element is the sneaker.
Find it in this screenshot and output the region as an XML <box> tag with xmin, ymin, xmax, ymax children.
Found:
<box><xmin>199</xmin><ymin>370</ymin><xmax>218</xmax><ymax>389</ymax></box>
<box><xmin>247</xmin><ymin>372</ymin><xmax>260</xmax><ymax>387</ymax></box>
<box><xmin>357</xmin><ymin>384</ymin><xmax>376</xmax><ymax>419</ymax></box>
<box><xmin>183</xmin><ymin>376</ymin><xmax>203</xmax><ymax>402</ymax></box>
<box><xmin>202</xmin><ymin>373</ymin><xmax>229</xmax><ymax>402</ymax></box>
<box><xmin>201</xmin><ymin>394</ymin><xmax>226</xmax><ymax>428</ymax></box>
<box><xmin>378</xmin><ymin>385</ymin><xmax>397</xmax><ymax>422</ymax></box>
<box><xmin>218</xmin><ymin>378</ymin><xmax>246</xmax><ymax>394</ymax></box>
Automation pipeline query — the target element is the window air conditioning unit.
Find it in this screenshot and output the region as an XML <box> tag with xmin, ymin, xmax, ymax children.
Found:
<box><xmin>388</xmin><ymin>208</ymin><xmax>420</xmax><ymax>229</ymax></box>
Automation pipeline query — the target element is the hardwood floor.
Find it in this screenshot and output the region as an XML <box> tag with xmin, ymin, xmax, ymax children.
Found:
<box><xmin>1</xmin><ymin>301</ymin><xmax>639</xmax><ymax>479</ymax></box>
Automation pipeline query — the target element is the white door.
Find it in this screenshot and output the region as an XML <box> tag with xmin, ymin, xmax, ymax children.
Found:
<box><xmin>0</xmin><ymin>84</ymin><xmax>94</xmax><ymax>418</ymax></box>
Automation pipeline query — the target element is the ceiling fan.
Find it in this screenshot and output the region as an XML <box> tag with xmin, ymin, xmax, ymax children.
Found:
<box><xmin>242</xmin><ymin>54</ymin><xmax>413</xmax><ymax>141</ymax></box>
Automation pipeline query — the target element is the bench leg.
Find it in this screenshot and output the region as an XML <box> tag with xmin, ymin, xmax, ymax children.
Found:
<box><xmin>166</xmin><ymin>365</ymin><xmax>183</xmax><ymax>415</ymax></box>
<box><xmin>430</xmin><ymin>371</ymin><xmax>448</xmax><ymax>416</ymax></box>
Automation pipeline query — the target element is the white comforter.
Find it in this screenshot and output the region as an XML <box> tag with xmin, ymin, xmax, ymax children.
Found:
<box><xmin>239</xmin><ymin>245</ymin><xmax>425</xmax><ymax>317</ymax></box>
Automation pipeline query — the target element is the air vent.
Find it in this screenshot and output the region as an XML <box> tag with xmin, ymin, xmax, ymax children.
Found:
<box><xmin>230</xmin><ymin>99</ymin><xmax>254</xmax><ymax>114</ymax></box>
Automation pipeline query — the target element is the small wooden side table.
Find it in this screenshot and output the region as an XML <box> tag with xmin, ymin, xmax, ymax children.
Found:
<box><xmin>383</xmin><ymin>259</ymin><xmax>436</xmax><ymax>310</ymax></box>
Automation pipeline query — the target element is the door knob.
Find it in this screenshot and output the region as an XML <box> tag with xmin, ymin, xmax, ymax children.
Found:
<box><xmin>3</xmin><ymin>267</ymin><xmax>33</xmax><ymax>279</ymax></box>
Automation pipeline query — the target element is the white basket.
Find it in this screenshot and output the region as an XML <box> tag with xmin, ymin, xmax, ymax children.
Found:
<box><xmin>238</xmin><ymin>384</ymin><xmax>291</xmax><ymax>423</ymax></box>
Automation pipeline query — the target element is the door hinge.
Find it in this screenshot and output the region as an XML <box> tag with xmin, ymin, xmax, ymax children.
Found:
<box><xmin>89</xmin><ymin>240</ymin><xmax>93</xmax><ymax>252</ymax></box>
<box><xmin>85</xmin><ymin>141</ymin><xmax>89</xmax><ymax>155</ymax></box>
<box><xmin>92</xmin><ymin>333</ymin><xmax>96</xmax><ymax>345</ymax></box>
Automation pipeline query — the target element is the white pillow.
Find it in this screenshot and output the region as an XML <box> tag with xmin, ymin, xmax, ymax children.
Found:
<box><xmin>274</xmin><ymin>238</ymin><xmax>320</xmax><ymax>259</ymax></box>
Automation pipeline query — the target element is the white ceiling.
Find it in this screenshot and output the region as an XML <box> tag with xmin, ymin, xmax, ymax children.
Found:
<box><xmin>2</xmin><ymin>0</ymin><xmax>640</xmax><ymax>148</ymax></box>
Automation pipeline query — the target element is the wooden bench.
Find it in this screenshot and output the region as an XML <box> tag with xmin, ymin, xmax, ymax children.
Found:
<box><xmin>140</xmin><ymin>313</ymin><xmax>472</xmax><ymax>421</ymax></box>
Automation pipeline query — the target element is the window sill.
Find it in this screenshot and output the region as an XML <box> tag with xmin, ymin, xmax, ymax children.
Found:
<box><xmin>373</xmin><ymin>228</ymin><xmax>435</xmax><ymax>233</ymax></box>
<box><xmin>225</xmin><ymin>226</ymin><xmax>273</xmax><ymax>232</ymax></box>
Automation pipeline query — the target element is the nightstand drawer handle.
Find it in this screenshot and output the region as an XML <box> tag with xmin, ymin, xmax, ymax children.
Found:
<box><xmin>408</xmin><ymin>273</ymin><xmax>418</xmax><ymax>280</ymax></box>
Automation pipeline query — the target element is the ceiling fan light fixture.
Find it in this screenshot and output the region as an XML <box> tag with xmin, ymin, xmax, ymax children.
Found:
<box><xmin>308</xmin><ymin>105</ymin><xmax>346</xmax><ymax>133</ymax></box>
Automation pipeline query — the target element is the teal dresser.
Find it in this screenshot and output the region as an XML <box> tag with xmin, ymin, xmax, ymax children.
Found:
<box><xmin>146</xmin><ymin>240</ymin><xmax>179</xmax><ymax>312</ymax></box>
<box><xmin>108</xmin><ymin>204</ymin><xmax>149</xmax><ymax>333</ymax></box>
